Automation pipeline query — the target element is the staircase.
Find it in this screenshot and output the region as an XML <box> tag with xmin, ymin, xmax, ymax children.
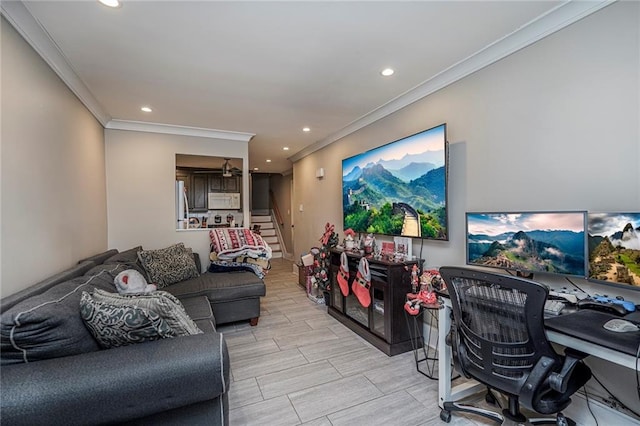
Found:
<box><xmin>251</xmin><ymin>214</ymin><xmax>282</xmax><ymax>258</ymax></box>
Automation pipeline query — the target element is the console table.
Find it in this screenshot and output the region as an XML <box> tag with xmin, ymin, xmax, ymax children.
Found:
<box><xmin>327</xmin><ymin>249</ymin><xmax>422</xmax><ymax>356</ymax></box>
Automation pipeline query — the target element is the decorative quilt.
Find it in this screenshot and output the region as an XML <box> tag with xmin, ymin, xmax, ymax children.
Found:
<box><xmin>209</xmin><ymin>228</ymin><xmax>272</xmax><ymax>261</ymax></box>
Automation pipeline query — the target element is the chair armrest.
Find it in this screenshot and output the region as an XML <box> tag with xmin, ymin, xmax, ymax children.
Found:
<box><xmin>548</xmin><ymin>348</ymin><xmax>589</xmax><ymax>393</ymax></box>
<box><xmin>520</xmin><ymin>349</ymin><xmax>589</xmax><ymax>412</ymax></box>
<box><xmin>1</xmin><ymin>333</ymin><xmax>229</xmax><ymax>426</ymax></box>
<box><xmin>446</xmin><ymin>327</ymin><xmax>471</xmax><ymax>379</ymax></box>
<box><xmin>519</xmin><ymin>355</ymin><xmax>556</xmax><ymax>411</ymax></box>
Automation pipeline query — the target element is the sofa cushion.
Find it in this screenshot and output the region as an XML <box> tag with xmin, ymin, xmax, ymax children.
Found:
<box><xmin>166</xmin><ymin>272</ymin><xmax>266</xmax><ymax>303</ymax></box>
<box><xmin>88</xmin><ymin>289</ymin><xmax>202</xmax><ymax>336</ymax></box>
<box><xmin>103</xmin><ymin>246</ymin><xmax>146</xmax><ymax>275</ymax></box>
<box><xmin>0</xmin><ymin>260</ymin><xmax>97</xmax><ymax>313</ymax></box>
<box><xmin>194</xmin><ymin>319</ymin><xmax>216</xmax><ymax>333</ymax></box>
<box><xmin>83</xmin><ymin>263</ymin><xmax>129</xmax><ymax>281</ymax></box>
<box><xmin>0</xmin><ymin>271</ymin><xmax>116</xmax><ymax>365</ymax></box>
<box><xmin>138</xmin><ymin>243</ymin><xmax>199</xmax><ymax>288</ymax></box>
<box><xmin>179</xmin><ymin>295</ymin><xmax>215</xmax><ymax>323</ymax></box>
<box><xmin>77</xmin><ymin>249</ymin><xmax>119</xmax><ymax>265</ymax></box>
<box><xmin>105</xmin><ymin>246</ymin><xmax>142</xmax><ymax>264</ymax></box>
<box><xmin>80</xmin><ymin>291</ymin><xmax>175</xmax><ymax>349</ymax></box>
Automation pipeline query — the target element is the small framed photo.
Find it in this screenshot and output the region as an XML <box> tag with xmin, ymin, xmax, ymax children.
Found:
<box><xmin>393</xmin><ymin>237</ymin><xmax>412</xmax><ymax>259</ymax></box>
<box><xmin>381</xmin><ymin>241</ymin><xmax>395</xmax><ymax>255</ymax></box>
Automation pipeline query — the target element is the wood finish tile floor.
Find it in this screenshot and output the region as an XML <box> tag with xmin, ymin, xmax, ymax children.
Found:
<box><xmin>218</xmin><ymin>259</ymin><xmax>492</xmax><ymax>426</ymax></box>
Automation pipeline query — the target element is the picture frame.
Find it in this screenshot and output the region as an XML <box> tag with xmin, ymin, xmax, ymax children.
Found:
<box><xmin>393</xmin><ymin>236</ymin><xmax>412</xmax><ymax>259</ymax></box>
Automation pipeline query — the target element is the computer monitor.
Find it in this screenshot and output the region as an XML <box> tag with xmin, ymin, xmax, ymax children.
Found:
<box><xmin>587</xmin><ymin>212</ymin><xmax>640</xmax><ymax>288</ymax></box>
<box><xmin>466</xmin><ymin>211</ymin><xmax>587</xmax><ymax>277</ymax></box>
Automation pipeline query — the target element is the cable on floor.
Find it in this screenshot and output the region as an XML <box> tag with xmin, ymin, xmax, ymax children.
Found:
<box><xmin>583</xmin><ymin>385</ymin><xmax>599</xmax><ymax>426</ymax></box>
<box><xmin>590</xmin><ymin>372</ymin><xmax>640</xmax><ymax>419</ymax></box>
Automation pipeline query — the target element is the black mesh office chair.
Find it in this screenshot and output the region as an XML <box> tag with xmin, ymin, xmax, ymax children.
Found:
<box><xmin>439</xmin><ymin>267</ymin><xmax>592</xmax><ymax>426</ymax></box>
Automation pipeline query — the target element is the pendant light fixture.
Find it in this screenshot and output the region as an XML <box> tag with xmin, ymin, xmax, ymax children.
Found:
<box><xmin>222</xmin><ymin>158</ymin><xmax>233</xmax><ymax>177</ymax></box>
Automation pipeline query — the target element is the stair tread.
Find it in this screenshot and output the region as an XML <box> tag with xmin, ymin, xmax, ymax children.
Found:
<box><xmin>254</xmin><ymin>223</ymin><xmax>274</xmax><ymax>228</ymax></box>
<box><xmin>251</xmin><ymin>216</ymin><xmax>272</xmax><ymax>223</ymax></box>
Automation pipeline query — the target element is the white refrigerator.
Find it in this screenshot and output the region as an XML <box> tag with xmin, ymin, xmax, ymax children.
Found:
<box><xmin>175</xmin><ymin>181</ymin><xmax>189</xmax><ymax>229</ymax></box>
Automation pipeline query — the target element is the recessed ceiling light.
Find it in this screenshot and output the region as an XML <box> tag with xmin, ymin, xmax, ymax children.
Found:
<box><xmin>141</xmin><ymin>106</ymin><xmax>152</xmax><ymax>112</ymax></box>
<box><xmin>98</xmin><ymin>0</ymin><xmax>121</xmax><ymax>8</ymax></box>
<box><xmin>302</xmin><ymin>127</ymin><xmax>310</xmax><ymax>132</ymax></box>
<box><xmin>253</xmin><ymin>167</ymin><xmax>259</xmax><ymax>171</ymax></box>
<box><xmin>266</xmin><ymin>159</ymin><xmax>272</xmax><ymax>163</ymax></box>
<box><xmin>283</xmin><ymin>147</ymin><xmax>290</xmax><ymax>151</ymax></box>
<box><xmin>381</xmin><ymin>68</ymin><xmax>394</xmax><ymax>77</ymax></box>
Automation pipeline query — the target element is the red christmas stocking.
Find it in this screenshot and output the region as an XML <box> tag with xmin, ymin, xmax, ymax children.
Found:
<box><xmin>337</xmin><ymin>252</ymin><xmax>350</xmax><ymax>296</ymax></box>
<box><xmin>352</xmin><ymin>257</ymin><xmax>371</xmax><ymax>307</ymax></box>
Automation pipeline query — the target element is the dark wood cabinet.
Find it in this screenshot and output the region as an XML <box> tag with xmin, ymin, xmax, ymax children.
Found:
<box><xmin>223</xmin><ymin>176</ymin><xmax>239</xmax><ymax>192</ymax></box>
<box><xmin>328</xmin><ymin>249</ymin><xmax>422</xmax><ymax>356</ymax></box>
<box><xmin>209</xmin><ymin>175</ymin><xmax>223</xmax><ymax>192</ymax></box>
<box><xmin>177</xmin><ymin>168</ymin><xmax>242</xmax><ymax>212</ymax></box>
<box><xmin>191</xmin><ymin>174</ymin><xmax>208</xmax><ymax>211</ymax></box>
<box><xmin>208</xmin><ymin>175</ymin><xmax>239</xmax><ymax>193</ymax></box>
<box><xmin>209</xmin><ymin>175</ymin><xmax>242</xmax><ymax>192</ymax></box>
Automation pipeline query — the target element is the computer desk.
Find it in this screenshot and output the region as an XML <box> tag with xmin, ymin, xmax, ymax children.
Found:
<box><xmin>437</xmin><ymin>297</ymin><xmax>639</xmax><ymax>410</ymax></box>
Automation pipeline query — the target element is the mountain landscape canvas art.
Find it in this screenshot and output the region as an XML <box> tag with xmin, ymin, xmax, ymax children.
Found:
<box><xmin>588</xmin><ymin>212</ymin><xmax>640</xmax><ymax>287</ymax></box>
<box><xmin>342</xmin><ymin>124</ymin><xmax>447</xmax><ymax>239</ymax></box>
<box><xmin>466</xmin><ymin>212</ymin><xmax>586</xmax><ymax>276</ymax></box>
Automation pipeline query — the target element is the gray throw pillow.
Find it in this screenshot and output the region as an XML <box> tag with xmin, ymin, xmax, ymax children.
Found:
<box><xmin>137</xmin><ymin>243</ymin><xmax>199</xmax><ymax>288</ymax></box>
<box><xmin>80</xmin><ymin>292</ymin><xmax>175</xmax><ymax>349</ymax></box>
<box><xmin>104</xmin><ymin>246</ymin><xmax>143</xmax><ymax>264</ymax></box>
<box><xmin>89</xmin><ymin>289</ymin><xmax>202</xmax><ymax>336</ymax></box>
<box><xmin>103</xmin><ymin>246</ymin><xmax>146</xmax><ymax>276</ymax></box>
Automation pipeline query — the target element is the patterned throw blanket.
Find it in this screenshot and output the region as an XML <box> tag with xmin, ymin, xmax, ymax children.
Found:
<box><xmin>208</xmin><ymin>261</ymin><xmax>266</xmax><ymax>279</ymax></box>
<box><xmin>209</xmin><ymin>228</ymin><xmax>272</xmax><ymax>261</ymax></box>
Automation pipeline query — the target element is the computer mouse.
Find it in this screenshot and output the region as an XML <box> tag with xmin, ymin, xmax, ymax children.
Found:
<box><xmin>603</xmin><ymin>319</ymin><xmax>640</xmax><ymax>333</ymax></box>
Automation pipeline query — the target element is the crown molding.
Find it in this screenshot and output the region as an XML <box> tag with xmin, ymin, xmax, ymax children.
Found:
<box><xmin>289</xmin><ymin>0</ymin><xmax>615</xmax><ymax>163</ymax></box>
<box><xmin>106</xmin><ymin>120</ymin><xmax>255</xmax><ymax>142</ymax></box>
<box><xmin>3</xmin><ymin>0</ymin><xmax>614</xmax><ymax>152</ymax></box>
<box><xmin>1</xmin><ymin>1</ymin><xmax>111</xmax><ymax>126</ymax></box>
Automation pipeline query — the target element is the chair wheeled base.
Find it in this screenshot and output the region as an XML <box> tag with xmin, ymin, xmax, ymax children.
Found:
<box><xmin>441</xmin><ymin>392</ymin><xmax>576</xmax><ymax>426</ymax></box>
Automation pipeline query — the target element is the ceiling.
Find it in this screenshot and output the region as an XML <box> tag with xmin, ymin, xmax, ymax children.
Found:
<box><xmin>3</xmin><ymin>1</ymin><xmax>608</xmax><ymax>173</ymax></box>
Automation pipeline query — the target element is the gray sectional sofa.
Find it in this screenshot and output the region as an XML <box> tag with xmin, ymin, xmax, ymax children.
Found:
<box><xmin>0</xmin><ymin>246</ymin><xmax>266</xmax><ymax>425</ymax></box>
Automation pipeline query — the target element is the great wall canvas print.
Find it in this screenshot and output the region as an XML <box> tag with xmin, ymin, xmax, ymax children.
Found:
<box><xmin>342</xmin><ymin>124</ymin><xmax>447</xmax><ymax>240</ymax></box>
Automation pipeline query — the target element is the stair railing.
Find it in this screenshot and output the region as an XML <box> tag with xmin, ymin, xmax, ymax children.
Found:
<box><xmin>269</xmin><ymin>190</ymin><xmax>284</xmax><ymax>226</ymax></box>
<box><xmin>269</xmin><ymin>190</ymin><xmax>289</xmax><ymax>257</ymax></box>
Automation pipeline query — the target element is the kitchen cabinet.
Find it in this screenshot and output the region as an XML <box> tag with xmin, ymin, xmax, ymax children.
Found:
<box><xmin>223</xmin><ymin>176</ymin><xmax>239</xmax><ymax>192</ymax></box>
<box><xmin>209</xmin><ymin>175</ymin><xmax>223</xmax><ymax>191</ymax></box>
<box><xmin>209</xmin><ymin>175</ymin><xmax>239</xmax><ymax>192</ymax></box>
<box><xmin>177</xmin><ymin>168</ymin><xmax>242</xmax><ymax>212</ymax></box>
<box><xmin>191</xmin><ymin>174</ymin><xmax>208</xmax><ymax>211</ymax></box>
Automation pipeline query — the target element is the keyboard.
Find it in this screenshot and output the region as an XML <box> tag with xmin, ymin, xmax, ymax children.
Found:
<box><xmin>544</xmin><ymin>299</ymin><xmax>566</xmax><ymax>316</ymax></box>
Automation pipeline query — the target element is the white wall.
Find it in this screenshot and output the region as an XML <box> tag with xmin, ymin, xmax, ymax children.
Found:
<box><xmin>104</xmin><ymin>129</ymin><xmax>249</xmax><ymax>270</ymax></box>
<box><xmin>1</xmin><ymin>18</ymin><xmax>107</xmax><ymax>297</ymax></box>
<box><xmin>292</xmin><ymin>2</ymin><xmax>640</xmax><ymax>417</ymax></box>
<box><xmin>292</xmin><ymin>1</ymin><xmax>639</xmax><ymax>268</ymax></box>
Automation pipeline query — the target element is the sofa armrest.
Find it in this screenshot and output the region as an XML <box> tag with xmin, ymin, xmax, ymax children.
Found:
<box><xmin>1</xmin><ymin>332</ymin><xmax>229</xmax><ymax>426</ymax></box>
